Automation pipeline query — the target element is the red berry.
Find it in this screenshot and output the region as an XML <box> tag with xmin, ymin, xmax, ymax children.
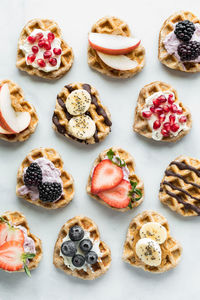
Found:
<box><xmin>153</xmin><ymin>98</ymin><xmax>160</xmax><ymax>107</ymax></box>
<box><xmin>163</xmin><ymin>122</ymin><xmax>171</xmax><ymax>131</ymax></box>
<box><xmin>49</xmin><ymin>57</ymin><xmax>57</xmax><ymax>66</ymax></box>
<box><xmin>155</xmin><ymin>107</ymin><xmax>163</xmax><ymax>115</ymax></box>
<box><xmin>37</xmin><ymin>59</ymin><xmax>46</xmax><ymax>68</ymax></box>
<box><xmin>35</xmin><ymin>32</ymin><xmax>43</xmax><ymax>41</ymax></box>
<box><xmin>153</xmin><ymin>120</ymin><xmax>161</xmax><ymax>129</ymax></box>
<box><xmin>150</xmin><ymin>106</ymin><xmax>155</xmax><ymax>113</ymax></box>
<box><xmin>159</xmin><ymin>114</ymin><xmax>166</xmax><ymax>123</ymax></box>
<box><xmin>168</xmin><ymin>94</ymin><xmax>174</xmax><ymax>104</ymax></box>
<box><xmin>161</xmin><ymin>128</ymin><xmax>170</xmax><ymax>137</ymax></box>
<box><xmin>27</xmin><ymin>54</ymin><xmax>36</xmax><ymax>63</ymax></box>
<box><xmin>157</xmin><ymin>95</ymin><xmax>167</xmax><ymax>103</ymax></box>
<box><xmin>142</xmin><ymin>111</ymin><xmax>152</xmax><ymax>118</ymax></box>
<box><xmin>53</xmin><ymin>48</ymin><xmax>62</xmax><ymax>55</ymax></box>
<box><xmin>38</xmin><ymin>39</ymin><xmax>45</xmax><ymax>48</ymax></box>
<box><xmin>170</xmin><ymin>104</ymin><xmax>178</xmax><ymax>113</ymax></box>
<box><xmin>179</xmin><ymin>116</ymin><xmax>187</xmax><ymax>123</ymax></box>
<box><xmin>169</xmin><ymin>115</ymin><xmax>175</xmax><ymax>125</ymax></box>
<box><xmin>43</xmin><ymin>50</ymin><xmax>52</xmax><ymax>59</ymax></box>
<box><xmin>48</xmin><ymin>32</ymin><xmax>55</xmax><ymax>41</ymax></box>
<box><xmin>32</xmin><ymin>46</ymin><xmax>39</xmax><ymax>54</ymax></box>
<box><xmin>43</xmin><ymin>39</ymin><xmax>51</xmax><ymax>50</ymax></box>
<box><xmin>177</xmin><ymin>109</ymin><xmax>183</xmax><ymax>115</ymax></box>
<box><xmin>163</xmin><ymin>105</ymin><xmax>170</xmax><ymax>113</ymax></box>
<box><xmin>171</xmin><ymin>123</ymin><xmax>180</xmax><ymax>132</ymax></box>
<box><xmin>27</xmin><ymin>36</ymin><xmax>36</xmax><ymax>44</ymax></box>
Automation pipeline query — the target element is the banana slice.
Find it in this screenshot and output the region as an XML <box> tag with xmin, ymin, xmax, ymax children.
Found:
<box><xmin>136</xmin><ymin>238</ymin><xmax>162</xmax><ymax>267</ymax></box>
<box><xmin>140</xmin><ymin>222</ymin><xmax>167</xmax><ymax>244</ymax></box>
<box><xmin>68</xmin><ymin>115</ymin><xmax>96</xmax><ymax>140</ymax></box>
<box><xmin>66</xmin><ymin>89</ymin><xmax>91</xmax><ymax>116</ymax></box>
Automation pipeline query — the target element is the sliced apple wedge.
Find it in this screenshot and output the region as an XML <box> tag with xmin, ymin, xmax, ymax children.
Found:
<box><xmin>89</xmin><ymin>33</ymin><xmax>141</xmax><ymax>55</ymax></box>
<box><xmin>97</xmin><ymin>51</ymin><xmax>138</xmax><ymax>71</ymax></box>
<box><xmin>0</xmin><ymin>84</ymin><xmax>31</xmax><ymax>134</ymax></box>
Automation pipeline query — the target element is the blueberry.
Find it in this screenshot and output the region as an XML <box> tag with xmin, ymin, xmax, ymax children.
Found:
<box><xmin>72</xmin><ymin>254</ymin><xmax>85</xmax><ymax>267</ymax></box>
<box><xmin>69</xmin><ymin>225</ymin><xmax>84</xmax><ymax>241</ymax></box>
<box><xmin>79</xmin><ymin>239</ymin><xmax>93</xmax><ymax>253</ymax></box>
<box><xmin>85</xmin><ymin>251</ymin><xmax>98</xmax><ymax>264</ymax></box>
<box><xmin>61</xmin><ymin>240</ymin><xmax>77</xmax><ymax>257</ymax></box>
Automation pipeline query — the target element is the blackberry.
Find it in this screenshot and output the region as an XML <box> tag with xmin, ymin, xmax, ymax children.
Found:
<box><xmin>174</xmin><ymin>20</ymin><xmax>195</xmax><ymax>42</ymax></box>
<box><xmin>24</xmin><ymin>163</ymin><xmax>42</xmax><ymax>187</ymax></box>
<box><xmin>38</xmin><ymin>182</ymin><xmax>62</xmax><ymax>202</ymax></box>
<box><xmin>178</xmin><ymin>41</ymin><xmax>200</xmax><ymax>61</ymax></box>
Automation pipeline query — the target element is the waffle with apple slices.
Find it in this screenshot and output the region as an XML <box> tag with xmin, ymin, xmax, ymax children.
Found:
<box><xmin>0</xmin><ymin>80</ymin><xmax>38</xmax><ymax>142</ymax></box>
<box><xmin>159</xmin><ymin>155</ymin><xmax>200</xmax><ymax>217</ymax></box>
<box><xmin>88</xmin><ymin>16</ymin><xmax>145</xmax><ymax>79</ymax></box>
<box><xmin>52</xmin><ymin>83</ymin><xmax>112</xmax><ymax>144</ymax></box>
<box><xmin>0</xmin><ymin>211</ymin><xmax>42</xmax><ymax>275</ymax></box>
<box><xmin>16</xmin><ymin>148</ymin><xmax>74</xmax><ymax>209</ymax></box>
<box><xmin>123</xmin><ymin>210</ymin><xmax>182</xmax><ymax>273</ymax></box>
<box><xmin>16</xmin><ymin>18</ymin><xmax>73</xmax><ymax>80</ymax></box>
<box><xmin>53</xmin><ymin>215</ymin><xmax>111</xmax><ymax>280</ymax></box>
<box><xmin>159</xmin><ymin>11</ymin><xmax>200</xmax><ymax>72</ymax></box>
<box><xmin>133</xmin><ymin>81</ymin><xmax>192</xmax><ymax>142</ymax></box>
<box><xmin>87</xmin><ymin>147</ymin><xmax>144</xmax><ymax>211</ymax></box>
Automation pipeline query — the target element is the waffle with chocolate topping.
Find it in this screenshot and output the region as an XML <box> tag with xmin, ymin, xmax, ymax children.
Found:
<box><xmin>123</xmin><ymin>210</ymin><xmax>182</xmax><ymax>273</ymax></box>
<box><xmin>52</xmin><ymin>83</ymin><xmax>112</xmax><ymax>144</ymax></box>
<box><xmin>159</xmin><ymin>156</ymin><xmax>200</xmax><ymax>217</ymax></box>
<box><xmin>88</xmin><ymin>16</ymin><xmax>145</xmax><ymax>78</ymax></box>
<box><xmin>53</xmin><ymin>215</ymin><xmax>111</xmax><ymax>280</ymax></box>
<box><xmin>86</xmin><ymin>147</ymin><xmax>144</xmax><ymax>211</ymax></box>
<box><xmin>16</xmin><ymin>148</ymin><xmax>74</xmax><ymax>209</ymax></box>
<box><xmin>133</xmin><ymin>81</ymin><xmax>192</xmax><ymax>142</ymax></box>
<box><xmin>158</xmin><ymin>11</ymin><xmax>200</xmax><ymax>72</ymax></box>
<box><xmin>0</xmin><ymin>80</ymin><xmax>38</xmax><ymax>142</ymax></box>
<box><xmin>1</xmin><ymin>211</ymin><xmax>42</xmax><ymax>272</ymax></box>
<box><xmin>16</xmin><ymin>18</ymin><xmax>73</xmax><ymax>80</ymax></box>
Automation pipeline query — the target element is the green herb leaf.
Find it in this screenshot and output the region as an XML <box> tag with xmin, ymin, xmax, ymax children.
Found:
<box><xmin>128</xmin><ymin>181</ymin><xmax>143</xmax><ymax>209</ymax></box>
<box><xmin>21</xmin><ymin>253</ymin><xmax>36</xmax><ymax>278</ymax></box>
<box><xmin>24</xmin><ymin>264</ymin><xmax>31</xmax><ymax>277</ymax></box>
<box><xmin>107</xmin><ymin>149</ymin><xmax>114</xmax><ymax>161</ymax></box>
<box><xmin>106</xmin><ymin>149</ymin><xmax>126</xmax><ymax>168</ymax></box>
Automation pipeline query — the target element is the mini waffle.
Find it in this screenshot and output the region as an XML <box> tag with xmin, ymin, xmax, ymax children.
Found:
<box><xmin>0</xmin><ymin>80</ymin><xmax>38</xmax><ymax>142</ymax></box>
<box><xmin>16</xmin><ymin>18</ymin><xmax>73</xmax><ymax>80</ymax></box>
<box><xmin>88</xmin><ymin>16</ymin><xmax>145</xmax><ymax>78</ymax></box>
<box><xmin>53</xmin><ymin>215</ymin><xmax>111</xmax><ymax>280</ymax></box>
<box><xmin>86</xmin><ymin>147</ymin><xmax>144</xmax><ymax>211</ymax></box>
<box><xmin>133</xmin><ymin>81</ymin><xmax>192</xmax><ymax>142</ymax></box>
<box><xmin>16</xmin><ymin>148</ymin><xmax>74</xmax><ymax>209</ymax></box>
<box><xmin>159</xmin><ymin>156</ymin><xmax>200</xmax><ymax>217</ymax></box>
<box><xmin>158</xmin><ymin>11</ymin><xmax>200</xmax><ymax>72</ymax></box>
<box><xmin>1</xmin><ymin>211</ymin><xmax>42</xmax><ymax>272</ymax></box>
<box><xmin>123</xmin><ymin>210</ymin><xmax>182</xmax><ymax>273</ymax></box>
<box><xmin>52</xmin><ymin>82</ymin><xmax>112</xmax><ymax>144</ymax></box>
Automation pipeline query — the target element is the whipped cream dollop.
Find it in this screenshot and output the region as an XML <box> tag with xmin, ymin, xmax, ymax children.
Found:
<box><xmin>17</xmin><ymin>157</ymin><xmax>63</xmax><ymax>201</ymax></box>
<box><xmin>164</xmin><ymin>23</ymin><xmax>200</xmax><ymax>63</ymax></box>
<box><xmin>19</xmin><ymin>29</ymin><xmax>62</xmax><ymax>72</ymax></box>
<box><xmin>60</xmin><ymin>231</ymin><xmax>102</xmax><ymax>272</ymax></box>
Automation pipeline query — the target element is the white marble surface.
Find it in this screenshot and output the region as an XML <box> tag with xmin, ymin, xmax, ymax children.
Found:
<box><xmin>0</xmin><ymin>0</ymin><xmax>200</xmax><ymax>299</ymax></box>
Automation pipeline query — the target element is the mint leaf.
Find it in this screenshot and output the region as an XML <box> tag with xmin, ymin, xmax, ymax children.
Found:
<box><xmin>107</xmin><ymin>149</ymin><xmax>126</xmax><ymax>168</ymax></box>
<box><xmin>24</xmin><ymin>264</ymin><xmax>31</xmax><ymax>277</ymax></box>
<box><xmin>107</xmin><ymin>149</ymin><xmax>114</xmax><ymax>161</ymax></box>
<box><xmin>22</xmin><ymin>253</ymin><xmax>36</xmax><ymax>277</ymax></box>
<box><xmin>128</xmin><ymin>181</ymin><xmax>142</xmax><ymax>209</ymax></box>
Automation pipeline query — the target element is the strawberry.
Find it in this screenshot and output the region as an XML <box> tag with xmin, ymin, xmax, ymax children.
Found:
<box><xmin>0</xmin><ymin>241</ymin><xmax>24</xmax><ymax>272</ymax></box>
<box><xmin>0</xmin><ymin>223</ymin><xmax>24</xmax><ymax>246</ymax></box>
<box><xmin>91</xmin><ymin>159</ymin><xmax>123</xmax><ymax>194</ymax></box>
<box><xmin>98</xmin><ymin>179</ymin><xmax>131</xmax><ymax>208</ymax></box>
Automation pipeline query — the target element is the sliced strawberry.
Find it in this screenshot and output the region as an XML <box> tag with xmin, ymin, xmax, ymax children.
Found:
<box><xmin>0</xmin><ymin>223</ymin><xmax>24</xmax><ymax>246</ymax></box>
<box><xmin>91</xmin><ymin>159</ymin><xmax>123</xmax><ymax>194</ymax></box>
<box><xmin>0</xmin><ymin>241</ymin><xmax>23</xmax><ymax>272</ymax></box>
<box><xmin>0</xmin><ymin>223</ymin><xmax>8</xmax><ymax>246</ymax></box>
<box><xmin>98</xmin><ymin>179</ymin><xmax>131</xmax><ymax>208</ymax></box>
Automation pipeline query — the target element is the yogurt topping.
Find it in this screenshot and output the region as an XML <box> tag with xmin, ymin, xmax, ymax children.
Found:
<box><xmin>19</xmin><ymin>29</ymin><xmax>62</xmax><ymax>72</ymax></box>
<box><xmin>17</xmin><ymin>157</ymin><xmax>63</xmax><ymax>201</ymax></box>
<box><xmin>15</xmin><ymin>225</ymin><xmax>36</xmax><ymax>254</ymax></box>
<box><xmin>60</xmin><ymin>231</ymin><xmax>102</xmax><ymax>272</ymax></box>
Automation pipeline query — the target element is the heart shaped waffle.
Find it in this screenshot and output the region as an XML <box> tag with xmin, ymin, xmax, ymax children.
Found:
<box><xmin>87</xmin><ymin>147</ymin><xmax>144</xmax><ymax>211</ymax></box>
<box><xmin>16</xmin><ymin>18</ymin><xmax>73</xmax><ymax>80</ymax></box>
<box><xmin>52</xmin><ymin>83</ymin><xmax>112</xmax><ymax>144</ymax></box>
<box><xmin>0</xmin><ymin>211</ymin><xmax>42</xmax><ymax>273</ymax></box>
<box><xmin>159</xmin><ymin>155</ymin><xmax>200</xmax><ymax>217</ymax></box>
<box><xmin>16</xmin><ymin>148</ymin><xmax>74</xmax><ymax>209</ymax></box>
<box><xmin>53</xmin><ymin>215</ymin><xmax>111</xmax><ymax>280</ymax></box>
<box><xmin>158</xmin><ymin>11</ymin><xmax>200</xmax><ymax>72</ymax></box>
<box><xmin>0</xmin><ymin>80</ymin><xmax>38</xmax><ymax>142</ymax></box>
<box><xmin>88</xmin><ymin>16</ymin><xmax>145</xmax><ymax>78</ymax></box>
<box><xmin>133</xmin><ymin>81</ymin><xmax>192</xmax><ymax>142</ymax></box>
<box><xmin>123</xmin><ymin>210</ymin><xmax>182</xmax><ymax>273</ymax></box>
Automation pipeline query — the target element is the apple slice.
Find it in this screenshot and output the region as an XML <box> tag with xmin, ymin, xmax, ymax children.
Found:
<box><xmin>97</xmin><ymin>51</ymin><xmax>138</xmax><ymax>71</ymax></box>
<box><xmin>89</xmin><ymin>33</ymin><xmax>141</xmax><ymax>55</ymax></box>
<box><xmin>0</xmin><ymin>84</ymin><xmax>31</xmax><ymax>134</ymax></box>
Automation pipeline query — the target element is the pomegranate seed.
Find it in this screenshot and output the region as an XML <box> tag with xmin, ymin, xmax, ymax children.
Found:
<box><xmin>37</xmin><ymin>59</ymin><xmax>46</xmax><ymax>68</ymax></box>
<box><xmin>153</xmin><ymin>98</ymin><xmax>160</xmax><ymax>107</ymax></box>
<box><xmin>38</xmin><ymin>39</ymin><xmax>45</xmax><ymax>48</ymax></box>
<box><xmin>161</xmin><ymin>128</ymin><xmax>170</xmax><ymax>137</ymax></box>
<box><xmin>159</xmin><ymin>114</ymin><xmax>166</xmax><ymax>123</ymax></box>
<box><xmin>49</xmin><ymin>57</ymin><xmax>57</xmax><ymax>66</ymax></box>
<box><xmin>43</xmin><ymin>50</ymin><xmax>52</xmax><ymax>59</ymax></box>
<box><xmin>43</xmin><ymin>39</ymin><xmax>51</xmax><ymax>50</ymax></box>
<box><xmin>179</xmin><ymin>116</ymin><xmax>187</xmax><ymax>123</ymax></box>
<box><xmin>27</xmin><ymin>54</ymin><xmax>36</xmax><ymax>63</ymax></box>
<box><xmin>168</xmin><ymin>94</ymin><xmax>174</xmax><ymax>104</ymax></box>
<box><xmin>32</xmin><ymin>46</ymin><xmax>39</xmax><ymax>54</ymax></box>
<box><xmin>171</xmin><ymin>123</ymin><xmax>180</xmax><ymax>132</ymax></box>
<box><xmin>163</xmin><ymin>122</ymin><xmax>171</xmax><ymax>131</ymax></box>
<box><xmin>53</xmin><ymin>48</ymin><xmax>62</xmax><ymax>55</ymax></box>
<box><xmin>150</xmin><ymin>106</ymin><xmax>155</xmax><ymax>113</ymax></box>
<box><xmin>35</xmin><ymin>33</ymin><xmax>43</xmax><ymax>41</ymax></box>
<box><xmin>48</xmin><ymin>32</ymin><xmax>55</xmax><ymax>41</ymax></box>
<box><xmin>27</xmin><ymin>36</ymin><xmax>36</xmax><ymax>44</ymax></box>
<box><xmin>142</xmin><ymin>111</ymin><xmax>152</xmax><ymax>119</ymax></box>
<box><xmin>155</xmin><ymin>107</ymin><xmax>163</xmax><ymax>115</ymax></box>
<box><xmin>157</xmin><ymin>95</ymin><xmax>167</xmax><ymax>103</ymax></box>
<box><xmin>163</xmin><ymin>105</ymin><xmax>170</xmax><ymax>113</ymax></box>
<box><xmin>153</xmin><ymin>120</ymin><xmax>161</xmax><ymax>129</ymax></box>
<box><xmin>169</xmin><ymin>115</ymin><xmax>175</xmax><ymax>125</ymax></box>
<box><xmin>170</xmin><ymin>104</ymin><xmax>178</xmax><ymax>113</ymax></box>
<box><xmin>177</xmin><ymin>109</ymin><xmax>183</xmax><ymax>115</ymax></box>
